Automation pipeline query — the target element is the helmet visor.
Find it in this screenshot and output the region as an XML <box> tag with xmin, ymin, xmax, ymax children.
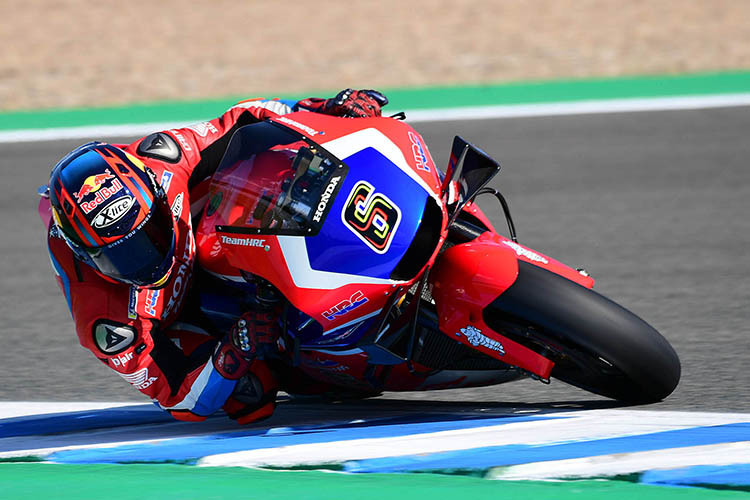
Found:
<box><xmin>84</xmin><ymin>194</ymin><xmax>175</xmax><ymax>286</ymax></box>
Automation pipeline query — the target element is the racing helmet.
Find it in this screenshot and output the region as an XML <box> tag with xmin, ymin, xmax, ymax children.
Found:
<box><xmin>48</xmin><ymin>142</ymin><xmax>176</xmax><ymax>287</ymax></box>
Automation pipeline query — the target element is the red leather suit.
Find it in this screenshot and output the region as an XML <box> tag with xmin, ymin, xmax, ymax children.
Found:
<box><xmin>46</xmin><ymin>99</ymin><xmax>300</xmax><ymax>422</ymax></box>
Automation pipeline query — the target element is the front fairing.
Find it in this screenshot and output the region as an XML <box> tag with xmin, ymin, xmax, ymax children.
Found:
<box><xmin>196</xmin><ymin>114</ymin><xmax>447</xmax><ymax>336</ymax></box>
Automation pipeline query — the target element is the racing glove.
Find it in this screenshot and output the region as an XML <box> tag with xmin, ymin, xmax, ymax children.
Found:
<box><xmin>296</xmin><ymin>89</ymin><xmax>389</xmax><ymax>118</ymax></box>
<box><xmin>212</xmin><ymin>311</ymin><xmax>279</xmax><ymax>380</ymax></box>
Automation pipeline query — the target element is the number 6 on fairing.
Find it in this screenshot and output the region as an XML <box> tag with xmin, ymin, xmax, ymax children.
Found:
<box><xmin>342</xmin><ymin>180</ymin><xmax>401</xmax><ymax>254</ymax></box>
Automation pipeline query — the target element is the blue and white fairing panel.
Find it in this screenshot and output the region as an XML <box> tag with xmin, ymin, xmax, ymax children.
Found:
<box><xmin>303</xmin><ymin>132</ymin><xmax>433</xmax><ymax>281</ymax></box>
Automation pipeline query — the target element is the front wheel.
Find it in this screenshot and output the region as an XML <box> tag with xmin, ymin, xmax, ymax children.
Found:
<box><xmin>484</xmin><ymin>261</ymin><xmax>681</xmax><ymax>403</ymax></box>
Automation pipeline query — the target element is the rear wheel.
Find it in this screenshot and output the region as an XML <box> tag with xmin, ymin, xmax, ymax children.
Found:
<box><xmin>484</xmin><ymin>261</ymin><xmax>681</xmax><ymax>403</ymax></box>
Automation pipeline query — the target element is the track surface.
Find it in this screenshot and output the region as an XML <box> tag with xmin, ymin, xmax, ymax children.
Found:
<box><xmin>1</xmin><ymin>107</ymin><xmax>748</xmax><ymax>413</ymax></box>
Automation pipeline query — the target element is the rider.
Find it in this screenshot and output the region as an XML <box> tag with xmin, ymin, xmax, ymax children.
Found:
<box><xmin>44</xmin><ymin>89</ymin><xmax>388</xmax><ymax>424</ymax></box>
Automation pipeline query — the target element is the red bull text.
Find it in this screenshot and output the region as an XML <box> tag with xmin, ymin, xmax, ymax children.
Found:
<box><xmin>74</xmin><ymin>170</ymin><xmax>125</xmax><ymax>214</ymax></box>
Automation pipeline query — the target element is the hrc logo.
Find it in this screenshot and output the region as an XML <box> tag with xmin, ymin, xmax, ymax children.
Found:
<box><xmin>322</xmin><ymin>290</ymin><xmax>369</xmax><ymax>321</ymax></box>
<box><xmin>342</xmin><ymin>181</ymin><xmax>401</xmax><ymax>254</ymax></box>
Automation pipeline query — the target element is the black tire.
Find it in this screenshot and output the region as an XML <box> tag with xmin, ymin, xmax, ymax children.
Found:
<box><xmin>483</xmin><ymin>261</ymin><xmax>681</xmax><ymax>403</ymax></box>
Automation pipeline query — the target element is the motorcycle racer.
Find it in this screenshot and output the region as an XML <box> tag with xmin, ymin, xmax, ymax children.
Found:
<box><xmin>43</xmin><ymin>89</ymin><xmax>388</xmax><ymax>424</ymax></box>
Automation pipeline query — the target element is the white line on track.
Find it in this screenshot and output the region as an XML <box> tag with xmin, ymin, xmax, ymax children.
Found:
<box><xmin>487</xmin><ymin>441</ymin><xmax>750</xmax><ymax>481</ymax></box>
<box><xmin>2</xmin><ymin>93</ymin><xmax>750</xmax><ymax>144</ymax></box>
<box><xmin>404</xmin><ymin>92</ymin><xmax>750</xmax><ymax>123</ymax></box>
<box><xmin>0</xmin><ymin>401</ymin><xmax>140</xmax><ymax>420</ymax></box>
<box><xmin>196</xmin><ymin>410</ymin><xmax>750</xmax><ymax>469</ymax></box>
<box><xmin>0</xmin><ymin>122</ymin><xmax>188</xmax><ymax>144</ymax></box>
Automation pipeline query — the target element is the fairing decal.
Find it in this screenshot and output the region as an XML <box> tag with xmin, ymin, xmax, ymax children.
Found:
<box><xmin>341</xmin><ymin>180</ymin><xmax>402</xmax><ymax>254</ymax></box>
<box><xmin>319</xmin><ymin>308</ymin><xmax>382</xmax><ymax>336</ymax></box>
<box><xmin>277</xmin><ymin>236</ymin><xmax>400</xmax><ymax>289</ymax></box>
<box><xmin>303</xmin><ymin>147</ymin><xmax>429</xmax><ymax>279</ymax></box>
<box><xmin>321</xmin><ymin>128</ymin><xmax>440</xmax><ymax>200</ymax></box>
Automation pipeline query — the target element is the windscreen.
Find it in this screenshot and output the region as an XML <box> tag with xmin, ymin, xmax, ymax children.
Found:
<box><xmin>209</xmin><ymin>122</ymin><xmax>347</xmax><ymax>236</ymax></box>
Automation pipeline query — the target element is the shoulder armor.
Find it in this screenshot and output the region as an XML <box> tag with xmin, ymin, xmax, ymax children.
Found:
<box><xmin>137</xmin><ymin>132</ymin><xmax>182</xmax><ymax>163</ymax></box>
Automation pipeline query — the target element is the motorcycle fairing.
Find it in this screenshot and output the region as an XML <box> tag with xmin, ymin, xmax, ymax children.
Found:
<box><xmin>205</xmin><ymin>114</ymin><xmax>448</xmax><ymax>332</ymax></box>
<box><xmin>319</xmin><ymin>126</ymin><xmax>442</xmax><ymax>199</ymax></box>
<box><xmin>271</xmin><ymin>113</ymin><xmax>443</xmax><ymax>198</ymax></box>
<box><xmin>288</xmin><ymin>347</ymin><xmax>521</xmax><ymax>394</ymax></box>
<box><xmin>303</xmin><ymin>146</ymin><xmax>433</xmax><ymax>279</ymax></box>
<box><xmin>286</xmin><ymin>306</ymin><xmax>381</xmax><ymax>347</ymax></box>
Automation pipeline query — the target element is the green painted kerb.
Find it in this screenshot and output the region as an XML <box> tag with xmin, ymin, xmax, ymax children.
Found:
<box><xmin>1</xmin><ymin>463</ymin><xmax>746</xmax><ymax>500</ymax></box>
<box><xmin>2</xmin><ymin>70</ymin><xmax>750</xmax><ymax>131</ymax></box>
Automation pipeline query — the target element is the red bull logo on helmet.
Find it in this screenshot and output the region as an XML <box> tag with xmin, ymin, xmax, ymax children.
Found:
<box><xmin>74</xmin><ymin>169</ymin><xmax>125</xmax><ymax>214</ymax></box>
<box><xmin>74</xmin><ymin>169</ymin><xmax>114</xmax><ymax>202</ymax></box>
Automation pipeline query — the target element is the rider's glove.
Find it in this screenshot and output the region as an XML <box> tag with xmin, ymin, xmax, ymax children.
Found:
<box><xmin>296</xmin><ymin>89</ymin><xmax>389</xmax><ymax>118</ymax></box>
<box><xmin>213</xmin><ymin>311</ymin><xmax>279</xmax><ymax>380</ymax></box>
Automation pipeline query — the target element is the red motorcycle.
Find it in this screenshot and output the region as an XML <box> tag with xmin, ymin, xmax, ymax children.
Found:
<box><xmin>195</xmin><ymin>111</ymin><xmax>680</xmax><ymax>403</ymax></box>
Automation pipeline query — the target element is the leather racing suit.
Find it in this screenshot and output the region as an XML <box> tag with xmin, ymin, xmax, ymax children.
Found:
<box><xmin>46</xmin><ymin>98</ymin><xmax>322</xmax><ymax>422</ymax></box>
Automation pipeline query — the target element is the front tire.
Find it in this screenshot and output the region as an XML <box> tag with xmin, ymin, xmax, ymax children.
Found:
<box><xmin>484</xmin><ymin>261</ymin><xmax>681</xmax><ymax>403</ymax></box>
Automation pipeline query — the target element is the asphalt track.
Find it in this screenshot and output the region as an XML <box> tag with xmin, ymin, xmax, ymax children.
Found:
<box><xmin>1</xmin><ymin>107</ymin><xmax>748</xmax><ymax>415</ymax></box>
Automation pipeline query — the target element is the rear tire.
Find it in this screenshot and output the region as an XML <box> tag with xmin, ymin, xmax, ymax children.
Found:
<box><xmin>484</xmin><ymin>261</ymin><xmax>681</xmax><ymax>403</ymax></box>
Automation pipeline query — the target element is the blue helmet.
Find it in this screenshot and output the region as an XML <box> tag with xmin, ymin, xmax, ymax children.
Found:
<box><xmin>48</xmin><ymin>142</ymin><xmax>176</xmax><ymax>287</ymax></box>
